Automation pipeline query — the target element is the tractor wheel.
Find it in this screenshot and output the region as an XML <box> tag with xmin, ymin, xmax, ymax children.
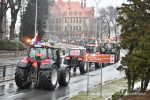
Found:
<box><xmin>79</xmin><ymin>62</ymin><xmax>87</xmax><ymax>73</ymax></box>
<box><xmin>15</xmin><ymin>67</ymin><xmax>31</xmax><ymax>89</ymax></box>
<box><xmin>95</xmin><ymin>63</ymin><xmax>100</xmax><ymax>69</ymax></box>
<box><xmin>58</xmin><ymin>67</ymin><xmax>70</xmax><ymax>86</ymax></box>
<box><xmin>39</xmin><ymin>65</ymin><xmax>58</xmax><ymax>90</ymax></box>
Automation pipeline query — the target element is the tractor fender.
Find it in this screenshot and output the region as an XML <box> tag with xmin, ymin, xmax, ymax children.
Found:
<box><xmin>17</xmin><ymin>62</ymin><xmax>30</xmax><ymax>68</ymax></box>
<box><xmin>40</xmin><ymin>60</ymin><xmax>55</xmax><ymax>70</ymax></box>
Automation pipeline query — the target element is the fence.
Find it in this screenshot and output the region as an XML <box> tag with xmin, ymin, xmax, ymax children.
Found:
<box><xmin>0</xmin><ymin>64</ymin><xmax>16</xmax><ymax>81</ymax></box>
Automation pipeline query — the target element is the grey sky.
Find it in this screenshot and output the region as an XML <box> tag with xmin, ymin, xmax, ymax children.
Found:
<box><xmin>66</xmin><ymin>0</ymin><xmax>127</xmax><ymax>8</ymax></box>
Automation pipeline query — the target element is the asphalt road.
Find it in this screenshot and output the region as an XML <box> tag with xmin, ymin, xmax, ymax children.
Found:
<box><xmin>0</xmin><ymin>49</ymin><xmax>127</xmax><ymax>100</ymax></box>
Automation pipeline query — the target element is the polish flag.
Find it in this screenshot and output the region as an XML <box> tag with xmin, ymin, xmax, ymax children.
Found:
<box><xmin>31</xmin><ymin>32</ymin><xmax>38</xmax><ymax>44</ymax></box>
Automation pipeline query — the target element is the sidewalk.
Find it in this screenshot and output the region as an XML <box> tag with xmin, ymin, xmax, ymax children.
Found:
<box><xmin>0</xmin><ymin>75</ymin><xmax>14</xmax><ymax>83</ymax></box>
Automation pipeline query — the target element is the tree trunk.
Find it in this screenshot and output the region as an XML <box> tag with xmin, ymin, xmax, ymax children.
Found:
<box><xmin>143</xmin><ymin>73</ymin><xmax>150</xmax><ymax>91</ymax></box>
<box><xmin>141</xmin><ymin>78</ymin><xmax>144</xmax><ymax>92</ymax></box>
<box><xmin>9</xmin><ymin>13</ymin><xmax>17</xmax><ymax>40</ymax></box>
<box><xmin>0</xmin><ymin>16</ymin><xmax>3</xmax><ymax>40</ymax></box>
<box><xmin>131</xmin><ymin>76</ymin><xmax>135</xmax><ymax>92</ymax></box>
<box><xmin>115</xmin><ymin>26</ymin><xmax>117</xmax><ymax>43</ymax></box>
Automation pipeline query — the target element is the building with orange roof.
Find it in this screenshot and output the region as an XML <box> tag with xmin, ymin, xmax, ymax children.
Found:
<box><xmin>46</xmin><ymin>0</ymin><xmax>96</xmax><ymax>44</ymax></box>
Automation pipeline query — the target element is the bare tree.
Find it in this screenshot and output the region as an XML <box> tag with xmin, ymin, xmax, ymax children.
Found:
<box><xmin>0</xmin><ymin>0</ymin><xmax>9</xmax><ymax>39</ymax></box>
<box><xmin>8</xmin><ymin>0</ymin><xmax>22</xmax><ymax>40</ymax></box>
<box><xmin>98</xmin><ymin>6</ymin><xmax>118</xmax><ymax>42</ymax></box>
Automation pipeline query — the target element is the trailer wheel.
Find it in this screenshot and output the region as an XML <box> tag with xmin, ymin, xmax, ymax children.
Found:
<box><xmin>39</xmin><ymin>65</ymin><xmax>58</xmax><ymax>90</ymax></box>
<box><xmin>58</xmin><ymin>67</ymin><xmax>70</xmax><ymax>86</ymax></box>
<box><xmin>15</xmin><ymin>67</ymin><xmax>31</xmax><ymax>89</ymax></box>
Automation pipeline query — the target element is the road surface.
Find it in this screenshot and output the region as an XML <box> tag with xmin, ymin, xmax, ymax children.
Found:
<box><xmin>0</xmin><ymin>49</ymin><xmax>127</xmax><ymax>100</ymax></box>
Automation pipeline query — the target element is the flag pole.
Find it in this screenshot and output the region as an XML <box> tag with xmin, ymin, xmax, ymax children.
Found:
<box><xmin>35</xmin><ymin>0</ymin><xmax>38</xmax><ymax>35</ymax></box>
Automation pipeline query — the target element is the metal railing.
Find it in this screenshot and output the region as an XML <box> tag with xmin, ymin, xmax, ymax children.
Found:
<box><xmin>0</xmin><ymin>64</ymin><xmax>16</xmax><ymax>78</ymax></box>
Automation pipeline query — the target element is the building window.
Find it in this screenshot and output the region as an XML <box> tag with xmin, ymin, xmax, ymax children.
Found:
<box><xmin>74</xmin><ymin>11</ymin><xmax>77</xmax><ymax>15</ymax></box>
<box><xmin>79</xmin><ymin>26</ymin><xmax>81</xmax><ymax>31</ymax></box>
<box><xmin>73</xmin><ymin>18</ymin><xmax>75</xmax><ymax>23</ymax></box>
<box><xmin>79</xmin><ymin>12</ymin><xmax>82</xmax><ymax>16</ymax></box>
<box><xmin>70</xmin><ymin>18</ymin><xmax>72</xmax><ymax>23</ymax></box>
<box><xmin>70</xmin><ymin>26</ymin><xmax>72</xmax><ymax>31</ymax></box>
<box><xmin>65</xmin><ymin>26</ymin><xmax>67</xmax><ymax>31</ymax></box>
<box><xmin>64</xmin><ymin>12</ymin><xmax>67</xmax><ymax>15</ymax></box>
<box><xmin>76</xmin><ymin>26</ymin><xmax>78</xmax><ymax>31</ymax></box>
<box><xmin>65</xmin><ymin>18</ymin><xmax>67</xmax><ymax>23</ymax></box>
<box><xmin>73</xmin><ymin>26</ymin><xmax>76</xmax><ymax>31</ymax></box>
<box><xmin>76</xmin><ymin>18</ymin><xmax>78</xmax><ymax>23</ymax></box>
<box><xmin>79</xmin><ymin>18</ymin><xmax>82</xmax><ymax>23</ymax></box>
<box><xmin>69</xmin><ymin>11</ymin><xmax>72</xmax><ymax>15</ymax></box>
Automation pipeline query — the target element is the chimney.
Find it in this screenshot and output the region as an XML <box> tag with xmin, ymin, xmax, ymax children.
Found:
<box><xmin>81</xmin><ymin>0</ymin><xmax>83</xmax><ymax>7</ymax></box>
<box><xmin>84</xmin><ymin>0</ymin><xmax>86</xmax><ymax>7</ymax></box>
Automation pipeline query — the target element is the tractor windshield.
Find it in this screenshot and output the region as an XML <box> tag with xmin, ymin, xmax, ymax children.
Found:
<box><xmin>29</xmin><ymin>47</ymin><xmax>47</xmax><ymax>60</ymax></box>
<box><xmin>85</xmin><ymin>46</ymin><xmax>96</xmax><ymax>54</ymax></box>
<box><xmin>69</xmin><ymin>49</ymin><xmax>80</xmax><ymax>56</ymax></box>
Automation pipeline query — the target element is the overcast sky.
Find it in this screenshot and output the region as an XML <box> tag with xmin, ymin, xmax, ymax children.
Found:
<box><xmin>65</xmin><ymin>0</ymin><xmax>127</xmax><ymax>8</ymax></box>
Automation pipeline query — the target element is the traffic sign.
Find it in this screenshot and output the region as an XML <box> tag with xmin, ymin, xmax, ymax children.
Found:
<box><xmin>84</xmin><ymin>54</ymin><xmax>115</xmax><ymax>63</ymax></box>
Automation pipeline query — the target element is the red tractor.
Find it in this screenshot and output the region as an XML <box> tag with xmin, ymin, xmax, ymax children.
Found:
<box><xmin>64</xmin><ymin>48</ymin><xmax>87</xmax><ymax>74</ymax></box>
<box><xmin>15</xmin><ymin>43</ymin><xmax>71</xmax><ymax>90</ymax></box>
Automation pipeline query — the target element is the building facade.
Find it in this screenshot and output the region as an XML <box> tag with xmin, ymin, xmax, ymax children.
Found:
<box><xmin>46</xmin><ymin>0</ymin><xmax>96</xmax><ymax>44</ymax></box>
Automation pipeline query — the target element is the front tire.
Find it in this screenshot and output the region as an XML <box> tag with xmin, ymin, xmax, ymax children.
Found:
<box><xmin>39</xmin><ymin>65</ymin><xmax>58</xmax><ymax>90</ymax></box>
<box><xmin>58</xmin><ymin>66</ymin><xmax>70</xmax><ymax>86</ymax></box>
<box><xmin>15</xmin><ymin>67</ymin><xmax>31</xmax><ymax>89</ymax></box>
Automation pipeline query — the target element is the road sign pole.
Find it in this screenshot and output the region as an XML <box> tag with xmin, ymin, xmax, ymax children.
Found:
<box><xmin>100</xmin><ymin>63</ymin><xmax>102</xmax><ymax>97</ymax></box>
<box><xmin>87</xmin><ymin>62</ymin><xmax>89</xmax><ymax>95</ymax></box>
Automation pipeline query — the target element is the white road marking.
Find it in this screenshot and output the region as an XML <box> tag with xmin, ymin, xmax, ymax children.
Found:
<box><xmin>6</xmin><ymin>93</ymin><xmax>23</xmax><ymax>98</ymax></box>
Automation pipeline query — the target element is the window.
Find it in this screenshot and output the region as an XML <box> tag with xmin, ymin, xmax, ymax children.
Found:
<box><xmin>70</xmin><ymin>26</ymin><xmax>72</xmax><ymax>31</ymax></box>
<box><xmin>79</xmin><ymin>26</ymin><xmax>81</xmax><ymax>31</ymax></box>
<box><xmin>74</xmin><ymin>11</ymin><xmax>77</xmax><ymax>15</ymax></box>
<box><xmin>79</xmin><ymin>12</ymin><xmax>82</xmax><ymax>16</ymax></box>
<box><xmin>76</xmin><ymin>26</ymin><xmax>78</xmax><ymax>31</ymax></box>
<box><xmin>76</xmin><ymin>18</ymin><xmax>78</xmax><ymax>23</ymax></box>
<box><xmin>79</xmin><ymin>18</ymin><xmax>82</xmax><ymax>23</ymax></box>
<box><xmin>73</xmin><ymin>18</ymin><xmax>75</xmax><ymax>23</ymax></box>
<box><xmin>70</xmin><ymin>18</ymin><xmax>72</xmax><ymax>23</ymax></box>
<box><xmin>65</xmin><ymin>18</ymin><xmax>67</xmax><ymax>23</ymax></box>
<box><xmin>65</xmin><ymin>26</ymin><xmax>67</xmax><ymax>31</ymax></box>
<box><xmin>69</xmin><ymin>11</ymin><xmax>72</xmax><ymax>15</ymax></box>
<box><xmin>29</xmin><ymin>48</ymin><xmax>47</xmax><ymax>60</ymax></box>
<box><xmin>64</xmin><ymin>12</ymin><xmax>67</xmax><ymax>15</ymax></box>
<box><xmin>69</xmin><ymin>49</ymin><xmax>80</xmax><ymax>56</ymax></box>
<box><xmin>73</xmin><ymin>26</ymin><xmax>76</xmax><ymax>31</ymax></box>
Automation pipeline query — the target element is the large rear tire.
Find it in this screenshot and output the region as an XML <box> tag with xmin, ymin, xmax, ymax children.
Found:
<box><xmin>39</xmin><ymin>65</ymin><xmax>58</xmax><ymax>90</ymax></box>
<box><xmin>58</xmin><ymin>67</ymin><xmax>70</xmax><ymax>86</ymax></box>
<box><xmin>15</xmin><ymin>67</ymin><xmax>31</xmax><ymax>89</ymax></box>
<box><xmin>79</xmin><ymin>62</ymin><xmax>87</xmax><ymax>73</ymax></box>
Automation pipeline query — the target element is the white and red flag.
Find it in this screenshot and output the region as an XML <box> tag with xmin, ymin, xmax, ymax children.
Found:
<box><xmin>31</xmin><ymin>32</ymin><xmax>38</xmax><ymax>44</ymax></box>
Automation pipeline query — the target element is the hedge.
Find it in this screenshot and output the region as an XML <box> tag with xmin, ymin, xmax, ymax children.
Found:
<box><xmin>0</xmin><ymin>40</ymin><xmax>26</xmax><ymax>51</ymax></box>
